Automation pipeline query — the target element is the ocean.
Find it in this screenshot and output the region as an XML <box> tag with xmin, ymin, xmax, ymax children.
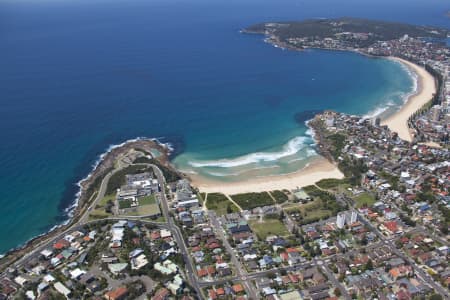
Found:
<box><xmin>0</xmin><ymin>0</ymin><xmax>449</xmax><ymax>254</ymax></box>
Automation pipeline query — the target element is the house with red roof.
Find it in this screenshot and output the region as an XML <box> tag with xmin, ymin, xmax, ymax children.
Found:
<box><xmin>105</xmin><ymin>287</ymin><xmax>128</xmax><ymax>300</ymax></box>
<box><xmin>207</xmin><ymin>266</ymin><xmax>216</xmax><ymax>276</ymax></box>
<box><xmin>53</xmin><ymin>239</ymin><xmax>70</xmax><ymax>250</ymax></box>
<box><xmin>197</xmin><ymin>268</ymin><xmax>208</xmax><ymax>278</ymax></box>
<box><xmin>208</xmin><ymin>289</ymin><xmax>217</xmax><ymax>300</ymax></box>
<box><xmin>232</xmin><ymin>284</ymin><xmax>244</xmax><ymax>294</ymax></box>
<box><xmin>382</xmin><ymin>221</ymin><xmax>401</xmax><ymax>234</ymax></box>
<box><xmin>216</xmin><ymin>288</ymin><xmax>225</xmax><ymax>296</ymax></box>
<box><xmin>152</xmin><ymin>288</ymin><xmax>170</xmax><ymax>300</ymax></box>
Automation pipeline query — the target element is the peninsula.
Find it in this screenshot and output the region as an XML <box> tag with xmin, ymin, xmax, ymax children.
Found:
<box><xmin>243</xmin><ymin>17</ymin><xmax>449</xmax><ymax>144</ymax></box>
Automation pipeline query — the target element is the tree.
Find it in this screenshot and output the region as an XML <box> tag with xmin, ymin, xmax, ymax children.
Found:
<box><xmin>429</xmin><ymin>294</ymin><xmax>443</xmax><ymax>300</ymax></box>
<box><xmin>365</xmin><ymin>259</ymin><xmax>374</xmax><ymax>271</ymax></box>
<box><xmin>334</xmin><ymin>288</ymin><xmax>342</xmax><ymax>297</ymax></box>
<box><xmin>360</xmin><ymin>236</ymin><xmax>368</xmax><ymax>246</ymax></box>
<box><xmin>331</xmin><ymin>264</ymin><xmax>338</xmax><ymax>274</ymax></box>
<box><xmin>439</xmin><ymin>224</ymin><xmax>448</xmax><ymax>235</ymax></box>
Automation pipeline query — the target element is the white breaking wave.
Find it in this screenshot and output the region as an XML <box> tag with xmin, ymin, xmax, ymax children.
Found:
<box><xmin>178</xmin><ymin>169</ymin><xmax>198</xmax><ymax>175</ymax></box>
<box><xmin>305</xmin><ymin>128</ymin><xmax>314</xmax><ymax>137</ymax></box>
<box><xmin>362</xmin><ymin>58</ymin><xmax>419</xmax><ymax>120</ymax></box>
<box><xmin>306</xmin><ymin>148</ymin><xmax>317</xmax><ymax>156</ymax></box>
<box><xmin>363</xmin><ymin>104</ymin><xmax>391</xmax><ymax>119</ymax></box>
<box><xmin>363</xmin><ymin>97</ymin><xmax>399</xmax><ymax>119</ymax></box>
<box><xmin>206</xmin><ymin>165</ymin><xmax>281</xmax><ymax>177</ymax></box>
<box><xmin>387</xmin><ymin>59</ymin><xmax>419</xmax><ymax>106</ymax></box>
<box><xmin>189</xmin><ymin>136</ymin><xmax>309</xmax><ymax>168</ymax></box>
<box><xmin>392</xmin><ymin>59</ymin><xmax>419</xmax><ymax>99</ymax></box>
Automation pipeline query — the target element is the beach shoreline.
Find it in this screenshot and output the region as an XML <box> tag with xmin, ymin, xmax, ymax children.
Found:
<box><xmin>188</xmin><ymin>56</ymin><xmax>436</xmax><ymax>195</ymax></box>
<box><xmin>381</xmin><ymin>57</ymin><xmax>437</xmax><ymax>141</ymax></box>
<box><xmin>190</xmin><ymin>155</ymin><xmax>344</xmax><ymax>194</ymax></box>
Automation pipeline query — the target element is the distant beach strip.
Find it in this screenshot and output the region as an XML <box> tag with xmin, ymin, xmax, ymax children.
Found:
<box><xmin>382</xmin><ymin>57</ymin><xmax>437</xmax><ymax>142</ymax></box>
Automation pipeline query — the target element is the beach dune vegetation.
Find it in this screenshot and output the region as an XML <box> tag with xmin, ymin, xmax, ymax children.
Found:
<box><xmin>206</xmin><ymin>193</ymin><xmax>239</xmax><ymax>215</ymax></box>
<box><xmin>316</xmin><ymin>178</ymin><xmax>350</xmax><ymax>190</ymax></box>
<box><xmin>231</xmin><ymin>192</ymin><xmax>274</xmax><ymax>210</ymax></box>
<box><xmin>270</xmin><ymin>190</ymin><xmax>289</xmax><ymax>204</ymax></box>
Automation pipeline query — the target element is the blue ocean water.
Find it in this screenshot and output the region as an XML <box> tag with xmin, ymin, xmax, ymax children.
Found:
<box><xmin>0</xmin><ymin>0</ymin><xmax>449</xmax><ymax>253</ymax></box>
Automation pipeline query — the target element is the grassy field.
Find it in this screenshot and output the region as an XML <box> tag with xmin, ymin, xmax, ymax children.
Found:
<box><xmin>353</xmin><ymin>192</ymin><xmax>376</xmax><ymax>208</ymax></box>
<box><xmin>117</xmin><ymin>194</ymin><xmax>161</xmax><ymax>216</ymax></box>
<box><xmin>139</xmin><ymin>194</ymin><xmax>156</xmax><ymax>205</ymax></box>
<box><xmin>119</xmin><ymin>199</ymin><xmax>132</xmax><ymax>209</ymax></box>
<box><xmin>206</xmin><ymin>193</ymin><xmax>239</xmax><ymax>215</ymax></box>
<box><xmin>315</xmin><ymin>178</ymin><xmax>353</xmax><ymax>197</ymax></box>
<box><xmin>89</xmin><ymin>193</ymin><xmax>115</xmax><ymax>220</ymax></box>
<box><xmin>249</xmin><ymin>219</ymin><xmax>289</xmax><ymax>240</ymax></box>
<box><xmin>284</xmin><ymin>198</ymin><xmax>333</xmax><ymax>225</ymax></box>
<box><xmin>124</xmin><ymin>203</ymin><xmax>160</xmax><ymax>216</ymax></box>
<box><xmin>231</xmin><ymin>192</ymin><xmax>274</xmax><ymax>210</ymax></box>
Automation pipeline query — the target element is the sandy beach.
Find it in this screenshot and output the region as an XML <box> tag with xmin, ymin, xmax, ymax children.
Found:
<box><xmin>191</xmin><ymin>156</ymin><xmax>344</xmax><ymax>194</ymax></box>
<box><xmin>381</xmin><ymin>57</ymin><xmax>437</xmax><ymax>142</ymax></box>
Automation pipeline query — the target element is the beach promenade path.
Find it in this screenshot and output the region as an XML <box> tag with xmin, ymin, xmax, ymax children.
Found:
<box><xmin>202</xmin><ymin>193</ymin><xmax>208</xmax><ymax>210</ymax></box>
<box><xmin>267</xmin><ymin>191</ymin><xmax>277</xmax><ymax>204</ymax></box>
<box><xmin>224</xmin><ymin>194</ymin><xmax>243</xmax><ymax>212</ymax></box>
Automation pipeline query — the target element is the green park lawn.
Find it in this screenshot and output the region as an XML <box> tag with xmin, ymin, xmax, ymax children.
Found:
<box><xmin>139</xmin><ymin>194</ymin><xmax>156</xmax><ymax>205</ymax></box>
<box><xmin>249</xmin><ymin>219</ymin><xmax>290</xmax><ymax>240</ymax></box>
<box><xmin>353</xmin><ymin>192</ymin><xmax>376</xmax><ymax>208</ymax></box>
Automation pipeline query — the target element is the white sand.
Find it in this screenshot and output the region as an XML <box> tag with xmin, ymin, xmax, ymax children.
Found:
<box><xmin>191</xmin><ymin>156</ymin><xmax>343</xmax><ymax>194</ymax></box>
<box><xmin>381</xmin><ymin>57</ymin><xmax>437</xmax><ymax>142</ymax></box>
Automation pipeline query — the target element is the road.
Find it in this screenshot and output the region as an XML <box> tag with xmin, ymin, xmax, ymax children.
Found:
<box><xmin>79</xmin><ymin>168</ymin><xmax>120</xmax><ymax>224</ymax></box>
<box><xmin>207</xmin><ymin>211</ymin><xmax>259</xmax><ymax>300</ymax></box>
<box><xmin>315</xmin><ymin>258</ymin><xmax>351</xmax><ymax>300</ymax></box>
<box><xmin>150</xmin><ymin>165</ymin><xmax>203</xmax><ymax>298</ymax></box>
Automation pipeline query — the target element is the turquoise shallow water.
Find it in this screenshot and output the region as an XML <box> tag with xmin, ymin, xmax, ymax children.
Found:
<box><xmin>0</xmin><ymin>0</ymin><xmax>449</xmax><ymax>253</ymax></box>
<box><xmin>172</xmin><ymin>53</ymin><xmax>417</xmax><ymax>180</ymax></box>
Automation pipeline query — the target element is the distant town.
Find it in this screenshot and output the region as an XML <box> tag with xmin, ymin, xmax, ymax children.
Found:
<box><xmin>1</xmin><ymin>18</ymin><xmax>449</xmax><ymax>300</ymax></box>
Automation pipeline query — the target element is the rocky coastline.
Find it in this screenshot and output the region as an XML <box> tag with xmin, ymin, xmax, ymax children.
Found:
<box><xmin>0</xmin><ymin>138</ymin><xmax>172</xmax><ymax>271</ymax></box>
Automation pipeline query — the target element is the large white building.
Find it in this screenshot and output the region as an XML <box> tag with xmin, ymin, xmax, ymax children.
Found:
<box><xmin>350</xmin><ymin>210</ymin><xmax>358</xmax><ymax>224</ymax></box>
<box><xmin>336</xmin><ymin>212</ymin><xmax>346</xmax><ymax>229</ymax></box>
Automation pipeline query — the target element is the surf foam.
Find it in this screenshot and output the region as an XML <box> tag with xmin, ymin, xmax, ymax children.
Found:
<box><xmin>188</xmin><ymin>136</ymin><xmax>310</xmax><ymax>168</ymax></box>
